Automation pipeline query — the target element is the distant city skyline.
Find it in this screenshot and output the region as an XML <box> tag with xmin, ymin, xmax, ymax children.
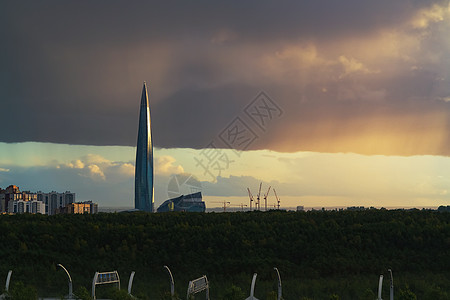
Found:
<box><xmin>1</xmin><ymin>1</ymin><xmax>450</xmax><ymax>209</ymax></box>
<box><xmin>0</xmin><ymin>184</ymin><xmax>77</xmax><ymax>215</ymax></box>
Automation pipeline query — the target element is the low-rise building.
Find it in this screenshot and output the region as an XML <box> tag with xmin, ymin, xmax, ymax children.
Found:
<box><xmin>57</xmin><ymin>201</ymin><xmax>98</xmax><ymax>214</ymax></box>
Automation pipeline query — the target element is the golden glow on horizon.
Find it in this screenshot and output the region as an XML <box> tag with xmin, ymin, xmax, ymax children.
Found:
<box><xmin>1</xmin><ymin>143</ymin><xmax>450</xmax><ymax>207</ymax></box>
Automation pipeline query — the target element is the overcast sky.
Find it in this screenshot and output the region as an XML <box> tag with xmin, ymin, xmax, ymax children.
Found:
<box><xmin>1</xmin><ymin>1</ymin><xmax>450</xmax><ymax>208</ymax></box>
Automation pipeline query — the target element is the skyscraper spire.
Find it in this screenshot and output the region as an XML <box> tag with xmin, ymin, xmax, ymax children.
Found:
<box><xmin>135</xmin><ymin>82</ymin><xmax>154</xmax><ymax>212</ymax></box>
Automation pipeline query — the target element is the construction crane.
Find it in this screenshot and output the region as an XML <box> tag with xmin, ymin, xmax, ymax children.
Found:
<box><xmin>273</xmin><ymin>188</ymin><xmax>280</xmax><ymax>210</ymax></box>
<box><xmin>212</xmin><ymin>201</ymin><xmax>231</xmax><ymax>212</ymax></box>
<box><xmin>256</xmin><ymin>182</ymin><xmax>262</xmax><ymax>210</ymax></box>
<box><xmin>229</xmin><ymin>203</ymin><xmax>248</xmax><ymax>212</ymax></box>
<box><xmin>239</xmin><ymin>203</ymin><xmax>248</xmax><ymax>211</ymax></box>
<box><xmin>263</xmin><ymin>186</ymin><xmax>271</xmax><ymax>211</ymax></box>
<box><xmin>247</xmin><ymin>188</ymin><xmax>254</xmax><ymax>211</ymax></box>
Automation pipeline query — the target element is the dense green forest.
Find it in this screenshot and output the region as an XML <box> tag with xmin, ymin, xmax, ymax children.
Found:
<box><xmin>0</xmin><ymin>209</ymin><xmax>449</xmax><ymax>299</ymax></box>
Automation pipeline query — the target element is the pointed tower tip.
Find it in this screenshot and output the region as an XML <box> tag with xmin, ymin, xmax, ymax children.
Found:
<box><xmin>142</xmin><ymin>81</ymin><xmax>148</xmax><ymax>92</ymax></box>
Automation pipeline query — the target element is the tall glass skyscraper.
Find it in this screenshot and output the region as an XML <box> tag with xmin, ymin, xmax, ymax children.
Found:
<box><xmin>135</xmin><ymin>82</ymin><xmax>154</xmax><ymax>212</ymax></box>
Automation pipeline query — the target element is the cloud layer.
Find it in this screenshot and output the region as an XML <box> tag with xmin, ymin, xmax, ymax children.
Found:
<box><xmin>2</xmin><ymin>148</ymin><xmax>448</xmax><ymax>208</ymax></box>
<box><xmin>1</xmin><ymin>1</ymin><xmax>450</xmax><ymax>156</ymax></box>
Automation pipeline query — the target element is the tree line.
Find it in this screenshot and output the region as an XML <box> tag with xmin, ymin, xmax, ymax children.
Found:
<box><xmin>0</xmin><ymin>209</ymin><xmax>448</xmax><ymax>299</ymax></box>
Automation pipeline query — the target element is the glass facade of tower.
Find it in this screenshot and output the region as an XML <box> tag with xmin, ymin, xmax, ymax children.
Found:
<box><xmin>135</xmin><ymin>82</ymin><xmax>154</xmax><ymax>212</ymax></box>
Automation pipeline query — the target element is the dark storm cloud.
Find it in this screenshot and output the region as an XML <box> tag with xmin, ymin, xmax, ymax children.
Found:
<box><xmin>153</xmin><ymin>84</ymin><xmax>256</xmax><ymax>148</ymax></box>
<box><xmin>0</xmin><ymin>1</ymin><xmax>434</xmax><ymax>43</ymax></box>
<box><xmin>1</xmin><ymin>0</ymin><xmax>450</xmax><ymax>155</ymax></box>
